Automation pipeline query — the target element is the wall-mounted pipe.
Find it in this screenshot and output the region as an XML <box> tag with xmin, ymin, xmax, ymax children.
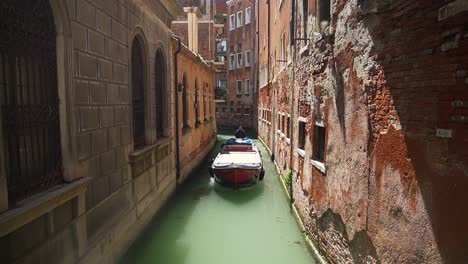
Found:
<box><xmin>174</xmin><ymin>36</ymin><xmax>182</xmax><ymax>183</ymax></box>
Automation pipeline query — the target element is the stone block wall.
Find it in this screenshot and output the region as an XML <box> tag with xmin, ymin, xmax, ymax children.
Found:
<box><xmin>0</xmin><ymin>0</ymin><xmax>215</xmax><ymax>263</ymax></box>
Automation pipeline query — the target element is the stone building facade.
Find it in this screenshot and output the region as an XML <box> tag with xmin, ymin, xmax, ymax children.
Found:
<box><xmin>0</xmin><ymin>0</ymin><xmax>215</xmax><ymax>263</ymax></box>
<box><xmin>258</xmin><ymin>0</ymin><xmax>468</xmax><ymax>263</ymax></box>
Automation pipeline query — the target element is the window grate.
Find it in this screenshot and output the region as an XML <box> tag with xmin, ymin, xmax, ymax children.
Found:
<box><xmin>0</xmin><ymin>0</ymin><xmax>63</xmax><ymax>203</ymax></box>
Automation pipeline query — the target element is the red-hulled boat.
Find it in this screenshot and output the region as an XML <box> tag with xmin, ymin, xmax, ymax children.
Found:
<box><xmin>209</xmin><ymin>138</ymin><xmax>265</xmax><ymax>188</ymax></box>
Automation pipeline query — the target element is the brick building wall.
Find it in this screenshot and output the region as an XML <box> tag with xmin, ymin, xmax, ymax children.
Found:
<box><xmin>259</xmin><ymin>0</ymin><xmax>468</xmax><ymax>263</ymax></box>
<box><xmin>0</xmin><ymin>1</ymin><xmax>215</xmax><ymax>263</ymax></box>
<box><xmin>216</xmin><ymin>0</ymin><xmax>257</xmax><ymax>129</ymax></box>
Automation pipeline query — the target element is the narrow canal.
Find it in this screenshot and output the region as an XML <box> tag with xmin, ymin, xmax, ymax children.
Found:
<box><xmin>121</xmin><ymin>131</ymin><xmax>320</xmax><ymax>264</ymax></box>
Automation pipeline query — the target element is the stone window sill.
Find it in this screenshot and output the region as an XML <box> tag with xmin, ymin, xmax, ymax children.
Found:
<box><xmin>0</xmin><ymin>177</ymin><xmax>91</xmax><ymax>237</ymax></box>
<box><xmin>311</xmin><ymin>159</ymin><xmax>326</xmax><ymax>174</ymax></box>
<box><xmin>296</xmin><ymin>148</ymin><xmax>305</xmax><ymax>158</ymax></box>
<box><xmin>129</xmin><ymin>137</ymin><xmax>172</xmax><ymax>163</ymax></box>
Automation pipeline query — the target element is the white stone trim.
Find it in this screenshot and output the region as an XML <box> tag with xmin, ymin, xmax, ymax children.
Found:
<box><xmin>311</xmin><ymin>159</ymin><xmax>326</xmax><ymax>174</ymax></box>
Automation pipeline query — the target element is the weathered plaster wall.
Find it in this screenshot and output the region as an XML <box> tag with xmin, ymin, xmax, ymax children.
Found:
<box><xmin>175</xmin><ymin>43</ymin><xmax>217</xmax><ymax>182</ymax></box>
<box><xmin>261</xmin><ymin>0</ymin><xmax>468</xmax><ymax>263</ymax></box>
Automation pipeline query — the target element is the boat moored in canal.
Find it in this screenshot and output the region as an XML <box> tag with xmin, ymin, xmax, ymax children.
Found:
<box><xmin>209</xmin><ymin>138</ymin><xmax>265</xmax><ymax>188</ymax></box>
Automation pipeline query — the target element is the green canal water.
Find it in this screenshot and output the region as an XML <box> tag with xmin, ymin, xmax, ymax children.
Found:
<box><xmin>121</xmin><ymin>133</ymin><xmax>319</xmax><ymax>264</ymax></box>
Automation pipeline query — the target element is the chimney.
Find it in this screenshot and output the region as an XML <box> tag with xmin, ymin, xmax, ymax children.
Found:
<box><xmin>184</xmin><ymin>7</ymin><xmax>199</xmax><ymax>54</ymax></box>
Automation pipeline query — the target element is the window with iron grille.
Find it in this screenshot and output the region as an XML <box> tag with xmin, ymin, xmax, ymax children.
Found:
<box><xmin>131</xmin><ymin>37</ymin><xmax>146</xmax><ymax>149</ymax></box>
<box><xmin>313</xmin><ymin>125</ymin><xmax>326</xmax><ymax>162</ymax></box>
<box><xmin>0</xmin><ymin>1</ymin><xmax>63</xmax><ymax>203</ymax></box>
<box><xmin>155</xmin><ymin>49</ymin><xmax>166</xmax><ymax>139</ymax></box>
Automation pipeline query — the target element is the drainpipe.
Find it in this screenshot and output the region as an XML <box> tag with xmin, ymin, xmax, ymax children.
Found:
<box><xmin>267</xmin><ymin>0</ymin><xmax>276</xmax><ymax>162</ymax></box>
<box><xmin>174</xmin><ymin>36</ymin><xmax>182</xmax><ymax>183</ymax></box>
<box><xmin>289</xmin><ymin>0</ymin><xmax>297</xmax><ymax>205</ymax></box>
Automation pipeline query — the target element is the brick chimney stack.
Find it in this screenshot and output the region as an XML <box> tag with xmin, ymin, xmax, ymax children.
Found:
<box><xmin>184</xmin><ymin>7</ymin><xmax>199</xmax><ymax>54</ymax></box>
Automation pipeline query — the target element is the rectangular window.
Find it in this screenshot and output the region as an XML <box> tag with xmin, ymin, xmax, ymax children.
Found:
<box><xmin>245</xmin><ymin>79</ymin><xmax>250</xmax><ymax>95</ymax></box>
<box><xmin>222</xmin><ymin>107</ymin><xmax>226</xmax><ymax>113</ymax></box>
<box><xmin>280</xmin><ymin>31</ymin><xmax>286</xmax><ymax>68</ymax></box>
<box><xmin>237</xmin><ymin>11</ymin><xmax>243</xmax><ymax>28</ymax></box>
<box><xmin>286</xmin><ymin>116</ymin><xmax>291</xmax><ymax>138</ymax></box>
<box><xmin>302</xmin><ymin>0</ymin><xmax>308</xmax><ymax>47</ymax></box>
<box><xmin>215</xmin><ymin>106</ymin><xmax>219</xmax><ymax>113</ymax></box>
<box><xmin>230</xmin><ymin>107</ymin><xmax>234</xmax><ymax>113</ymax></box>
<box><xmin>245</xmin><ymin>107</ymin><xmax>250</xmax><ymax>114</ymax></box>
<box><xmin>313</xmin><ymin>125</ymin><xmax>326</xmax><ymax>162</ymax></box>
<box><xmin>237</xmin><ymin>52</ymin><xmax>242</xmax><ymax>68</ymax></box>
<box><xmin>230</xmin><ymin>53</ymin><xmax>235</xmax><ymax>70</ymax></box>
<box><xmin>230</xmin><ymin>14</ymin><xmax>235</xmax><ymax>30</ymax></box>
<box><xmin>237</xmin><ymin>80</ymin><xmax>242</xmax><ymax>95</ymax></box>
<box><xmin>318</xmin><ymin>0</ymin><xmax>331</xmax><ymax>32</ymax></box>
<box><xmin>245</xmin><ymin>7</ymin><xmax>251</xmax><ymax>24</ymax></box>
<box><xmin>298</xmin><ymin>121</ymin><xmax>307</xmax><ymax>150</ymax></box>
<box><xmin>245</xmin><ymin>50</ymin><xmax>251</xmax><ymax>67</ymax></box>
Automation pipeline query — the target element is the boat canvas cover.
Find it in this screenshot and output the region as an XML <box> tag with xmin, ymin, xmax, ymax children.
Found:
<box><xmin>225</xmin><ymin>138</ymin><xmax>253</xmax><ymax>145</ymax></box>
<box><xmin>212</xmin><ymin>151</ymin><xmax>262</xmax><ymax>170</ymax></box>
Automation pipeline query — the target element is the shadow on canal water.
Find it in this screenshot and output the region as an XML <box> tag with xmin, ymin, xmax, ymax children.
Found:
<box><xmin>213</xmin><ymin>183</ymin><xmax>264</xmax><ymax>205</ymax></box>
<box><xmin>120</xmin><ymin>128</ymin><xmax>318</xmax><ymax>264</ymax></box>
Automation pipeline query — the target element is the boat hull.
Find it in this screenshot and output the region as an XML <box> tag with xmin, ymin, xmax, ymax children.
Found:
<box><xmin>212</xmin><ymin>168</ymin><xmax>263</xmax><ymax>187</ymax></box>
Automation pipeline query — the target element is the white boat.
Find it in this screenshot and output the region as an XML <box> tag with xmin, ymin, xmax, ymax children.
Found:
<box><xmin>209</xmin><ymin>138</ymin><xmax>265</xmax><ymax>188</ymax></box>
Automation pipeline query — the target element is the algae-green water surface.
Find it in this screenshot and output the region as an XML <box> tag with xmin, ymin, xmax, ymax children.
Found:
<box><xmin>121</xmin><ymin>133</ymin><xmax>318</xmax><ymax>264</ymax></box>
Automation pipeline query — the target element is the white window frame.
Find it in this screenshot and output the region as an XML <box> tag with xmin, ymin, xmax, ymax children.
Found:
<box><xmin>245</xmin><ymin>79</ymin><xmax>250</xmax><ymax>95</ymax></box>
<box><xmin>245</xmin><ymin>7</ymin><xmax>251</xmax><ymax>25</ymax></box>
<box><xmin>245</xmin><ymin>50</ymin><xmax>251</xmax><ymax>67</ymax></box>
<box><xmin>237</xmin><ymin>52</ymin><xmax>242</xmax><ymax>68</ymax></box>
<box><xmin>230</xmin><ymin>53</ymin><xmax>235</xmax><ymax>70</ymax></box>
<box><xmin>236</xmin><ymin>80</ymin><xmax>242</xmax><ymax>95</ymax></box>
<box><xmin>229</xmin><ymin>14</ymin><xmax>235</xmax><ymax>31</ymax></box>
<box><xmin>237</xmin><ymin>11</ymin><xmax>243</xmax><ymax>28</ymax></box>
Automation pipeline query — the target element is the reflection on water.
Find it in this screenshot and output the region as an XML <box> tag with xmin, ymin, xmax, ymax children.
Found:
<box><xmin>120</xmin><ymin>134</ymin><xmax>318</xmax><ymax>264</ymax></box>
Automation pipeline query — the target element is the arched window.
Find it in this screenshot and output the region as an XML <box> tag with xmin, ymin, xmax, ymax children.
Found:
<box><xmin>0</xmin><ymin>0</ymin><xmax>62</xmax><ymax>203</ymax></box>
<box><xmin>131</xmin><ymin>37</ymin><xmax>146</xmax><ymax>150</ymax></box>
<box><xmin>155</xmin><ymin>49</ymin><xmax>165</xmax><ymax>139</ymax></box>
<box><xmin>194</xmin><ymin>79</ymin><xmax>200</xmax><ymax>127</ymax></box>
<box><xmin>182</xmin><ymin>74</ymin><xmax>188</xmax><ymax>128</ymax></box>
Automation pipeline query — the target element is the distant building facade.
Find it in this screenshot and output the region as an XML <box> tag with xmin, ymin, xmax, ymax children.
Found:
<box><xmin>258</xmin><ymin>0</ymin><xmax>468</xmax><ymax>263</ymax></box>
<box><xmin>215</xmin><ymin>0</ymin><xmax>258</xmax><ymax>129</ymax></box>
<box><xmin>0</xmin><ymin>0</ymin><xmax>215</xmax><ymax>263</ymax></box>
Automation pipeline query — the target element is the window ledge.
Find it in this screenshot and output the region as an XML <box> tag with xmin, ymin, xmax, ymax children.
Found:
<box><xmin>296</xmin><ymin>148</ymin><xmax>305</xmax><ymax>158</ymax></box>
<box><xmin>129</xmin><ymin>137</ymin><xmax>172</xmax><ymax>162</ymax></box>
<box><xmin>311</xmin><ymin>160</ymin><xmax>326</xmax><ymax>174</ymax></box>
<box><xmin>0</xmin><ymin>177</ymin><xmax>92</xmax><ymax>237</ymax></box>
<box><xmin>285</xmin><ymin>138</ymin><xmax>291</xmax><ymax>145</ymax></box>
<box><xmin>300</xmin><ymin>45</ymin><xmax>309</xmax><ymax>56</ymax></box>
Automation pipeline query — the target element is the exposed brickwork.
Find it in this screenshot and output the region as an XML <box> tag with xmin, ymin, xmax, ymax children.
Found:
<box><xmin>259</xmin><ymin>0</ymin><xmax>468</xmax><ymax>263</ymax></box>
